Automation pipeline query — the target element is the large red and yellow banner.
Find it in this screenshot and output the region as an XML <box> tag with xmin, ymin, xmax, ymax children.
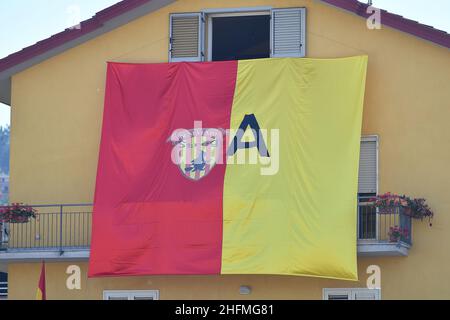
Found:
<box><xmin>89</xmin><ymin>57</ymin><xmax>368</xmax><ymax>280</ymax></box>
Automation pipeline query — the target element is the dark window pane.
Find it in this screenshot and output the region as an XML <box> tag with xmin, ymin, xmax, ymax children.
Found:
<box><xmin>212</xmin><ymin>15</ymin><xmax>270</xmax><ymax>61</ymax></box>
<box><xmin>328</xmin><ymin>294</ymin><xmax>350</xmax><ymax>300</ymax></box>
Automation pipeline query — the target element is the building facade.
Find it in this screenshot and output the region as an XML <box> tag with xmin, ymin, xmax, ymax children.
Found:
<box><xmin>0</xmin><ymin>0</ymin><xmax>449</xmax><ymax>299</ymax></box>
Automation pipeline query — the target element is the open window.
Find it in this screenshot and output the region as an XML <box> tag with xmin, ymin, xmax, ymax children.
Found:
<box><xmin>169</xmin><ymin>7</ymin><xmax>306</xmax><ymax>62</ymax></box>
<box><xmin>209</xmin><ymin>13</ymin><xmax>270</xmax><ymax>61</ymax></box>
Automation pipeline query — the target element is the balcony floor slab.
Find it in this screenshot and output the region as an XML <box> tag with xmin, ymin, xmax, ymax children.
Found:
<box><xmin>357</xmin><ymin>241</ymin><xmax>410</xmax><ymax>256</ymax></box>
<box><xmin>0</xmin><ymin>248</ymin><xmax>89</xmax><ymax>264</ymax></box>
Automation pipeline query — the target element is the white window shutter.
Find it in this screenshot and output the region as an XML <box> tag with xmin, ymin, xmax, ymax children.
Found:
<box><xmin>323</xmin><ymin>289</ymin><xmax>351</xmax><ymax>300</ymax></box>
<box><xmin>271</xmin><ymin>8</ymin><xmax>306</xmax><ymax>58</ymax></box>
<box><xmin>103</xmin><ymin>290</ymin><xmax>160</xmax><ymax>300</ymax></box>
<box><xmin>169</xmin><ymin>13</ymin><xmax>204</xmax><ymax>62</ymax></box>
<box><xmin>353</xmin><ymin>289</ymin><xmax>380</xmax><ymax>300</ymax></box>
<box><xmin>132</xmin><ymin>290</ymin><xmax>159</xmax><ymax>300</ymax></box>
<box><xmin>358</xmin><ymin>137</ymin><xmax>378</xmax><ymax>194</ymax></box>
<box><xmin>327</xmin><ymin>293</ymin><xmax>350</xmax><ymax>300</ymax></box>
<box><xmin>324</xmin><ymin>288</ymin><xmax>381</xmax><ymax>300</ymax></box>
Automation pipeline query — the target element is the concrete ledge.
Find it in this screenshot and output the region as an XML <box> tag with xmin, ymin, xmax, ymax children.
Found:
<box><xmin>0</xmin><ymin>249</ymin><xmax>90</xmax><ymax>263</ymax></box>
<box><xmin>358</xmin><ymin>241</ymin><xmax>410</xmax><ymax>256</ymax></box>
<box><xmin>0</xmin><ymin>241</ymin><xmax>411</xmax><ymax>266</ymax></box>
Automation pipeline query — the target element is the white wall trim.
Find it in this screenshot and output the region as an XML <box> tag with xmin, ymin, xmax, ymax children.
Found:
<box><xmin>202</xmin><ymin>7</ymin><xmax>272</xmax><ymax>14</ymax></box>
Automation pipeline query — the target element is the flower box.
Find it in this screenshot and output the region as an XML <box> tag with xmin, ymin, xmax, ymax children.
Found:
<box><xmin>0</xmin><ymin>203</ymin><xmax>37</xmax><ymax>224</ymax></box>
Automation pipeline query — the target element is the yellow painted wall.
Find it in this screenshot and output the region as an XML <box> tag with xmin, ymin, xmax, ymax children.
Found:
<box><xmin>4</xmin><ymin>260</ymin><xmax>396</xmax><ymax>300</ymax></box>
<box><xmin>7</xmin><ymin>0</ymin><xmax>450</xmax><ymax>299</ymax></box>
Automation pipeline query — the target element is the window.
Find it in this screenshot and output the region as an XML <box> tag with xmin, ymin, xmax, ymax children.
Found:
<box><xmin>103</xmin><ymin>290</ymin><xmax>160</xmax><ymax>300</ymax></box>
<box><xmin>358</xmin><ymin>136</ymin><xmax>379</xmax><ymax>241</ymax></box>
<box><xmin>358</xmin><ymin>136</ymin><xmax>378</xmax><ymax>194</ymax></box>
<box><xmin>210</xmin><ymin>14</ymin><xmax>270</xmax><ymax>61</ymax></box>
<box><xmin>323</xmin><ymin>288</ymin><xmax>381</xmax><ymax>300</ymax></box>
<box><xmin>0</xmin><ymin>272</ymin><xmax>7</xmax><ymax>300</ymax></box>
<box><xmin>169</xmin><ymin>7</ymin><xmax>306</xmax><ymax>62</ymax></box>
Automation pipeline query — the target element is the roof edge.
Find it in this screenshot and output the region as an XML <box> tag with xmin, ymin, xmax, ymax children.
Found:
<box><xmin>0</xmin><ymin>0</ymin><xmax>156</xmax><ymax>73</ymax></box>
<box><xmin>0</xmin><ymin>0</ymin><xmax>175</xmax><ymax>105</ymax></box>
<box><xmin>1</xmin><ymin>0</ymin><xmax>449</xmax><ymax>105</ymax></box>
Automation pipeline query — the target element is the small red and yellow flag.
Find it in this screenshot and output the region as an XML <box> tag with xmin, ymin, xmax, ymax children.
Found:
<box><xmin>36</xmin><ymin>261</ymin><xmax>46</xmax><ymax>300</ymax></box>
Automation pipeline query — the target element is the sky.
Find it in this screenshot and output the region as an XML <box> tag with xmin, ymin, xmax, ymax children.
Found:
<box><xmin>0</xmin><ymin>0</ymin><xmax>449</xmax><ymax>128</ymax></box>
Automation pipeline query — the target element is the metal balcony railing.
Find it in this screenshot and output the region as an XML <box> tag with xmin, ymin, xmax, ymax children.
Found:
<box><xmin>358</xmin><ymin>196</ymin><xmax>412</xmax><ymax>246</ymax></box>
<box><xmin>0</xmin><ymin>200</ymin><xmax>412</xmax><ymax>253</ymax></box>
<box><xmin>0</xmin><ymin>204</ymin><xmax>92</xmax><ymax>252</ymax></box>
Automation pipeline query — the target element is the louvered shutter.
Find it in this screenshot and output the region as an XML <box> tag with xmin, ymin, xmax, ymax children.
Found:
<box><xmin>323</xmin><ymin>289</ymin><xmax>351</xmax><ymax>300</ymax></box>
<box><xmin>132</xmin><ymin>290</ymin><xmax>159</xmax><ymax>300</ymax></box>
<box><xmin>328</xmin><ymin>294</ymin><xmax>350</xmax><ymax>300</ymax></box>
<box><xmin>358</xmin><ymin>137</ymin><xmax>378</xmax><ymax>194</ymax></box>
<box><xmin>107</xmin><ymin>296</ymin><xmax>129</xmax><ymax>300</ymax></box>
<box><xmin>104</xmin><ymin>290</ymin><xmax>160</xmax><ymax>300</ymax></box>
<box><xmin>169</xmin><ymin>13</ymin><xmax>204</xmax><ymax>62</ymax></box>
<box><xmin>324</xmin><ymin>289</ymin><xmax>380</xmax><ymax>300</ymax></box>
<box><xmin>353</xmin><ymin>289</ymin><xmax>380</xmax><ymax>300</ymax></box>
<box><xmin>271</xmin><ymin>8</ymin><xmax>306</xmax><ymax>58</ymax></box>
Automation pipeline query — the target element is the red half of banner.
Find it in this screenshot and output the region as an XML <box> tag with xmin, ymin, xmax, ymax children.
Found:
<box><xmin>88</xmin><ymin>61</ymin><xmax>238</xmax><ymax>276</ymax></box>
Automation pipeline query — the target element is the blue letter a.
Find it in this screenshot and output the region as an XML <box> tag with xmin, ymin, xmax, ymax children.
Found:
<box><xmin>227</xmin><ymin>114</ymin><xmax>270</xmax><ymax>157</ymax></box>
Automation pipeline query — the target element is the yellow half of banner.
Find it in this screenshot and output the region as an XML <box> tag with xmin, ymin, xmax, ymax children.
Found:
<box><xmin>222</xmin><ymin>57</ymin><xmax>368</xmax><ymax>280</ymax></box>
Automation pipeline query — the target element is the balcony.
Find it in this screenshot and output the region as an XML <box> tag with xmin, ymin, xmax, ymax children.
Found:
<box><xmin>357</xmin><ymin>196</ymin><xmax>412</xmax><ymax>256</ymax></box>
<box><xmin>0</xmin><ymin>204</ymin><xmax>92</xmax><ymax>262</ymax></box>
<box><xmin>0</xmin><ymin>200</ymin><xmax>412</xmax><ymax>261</ymax></box>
